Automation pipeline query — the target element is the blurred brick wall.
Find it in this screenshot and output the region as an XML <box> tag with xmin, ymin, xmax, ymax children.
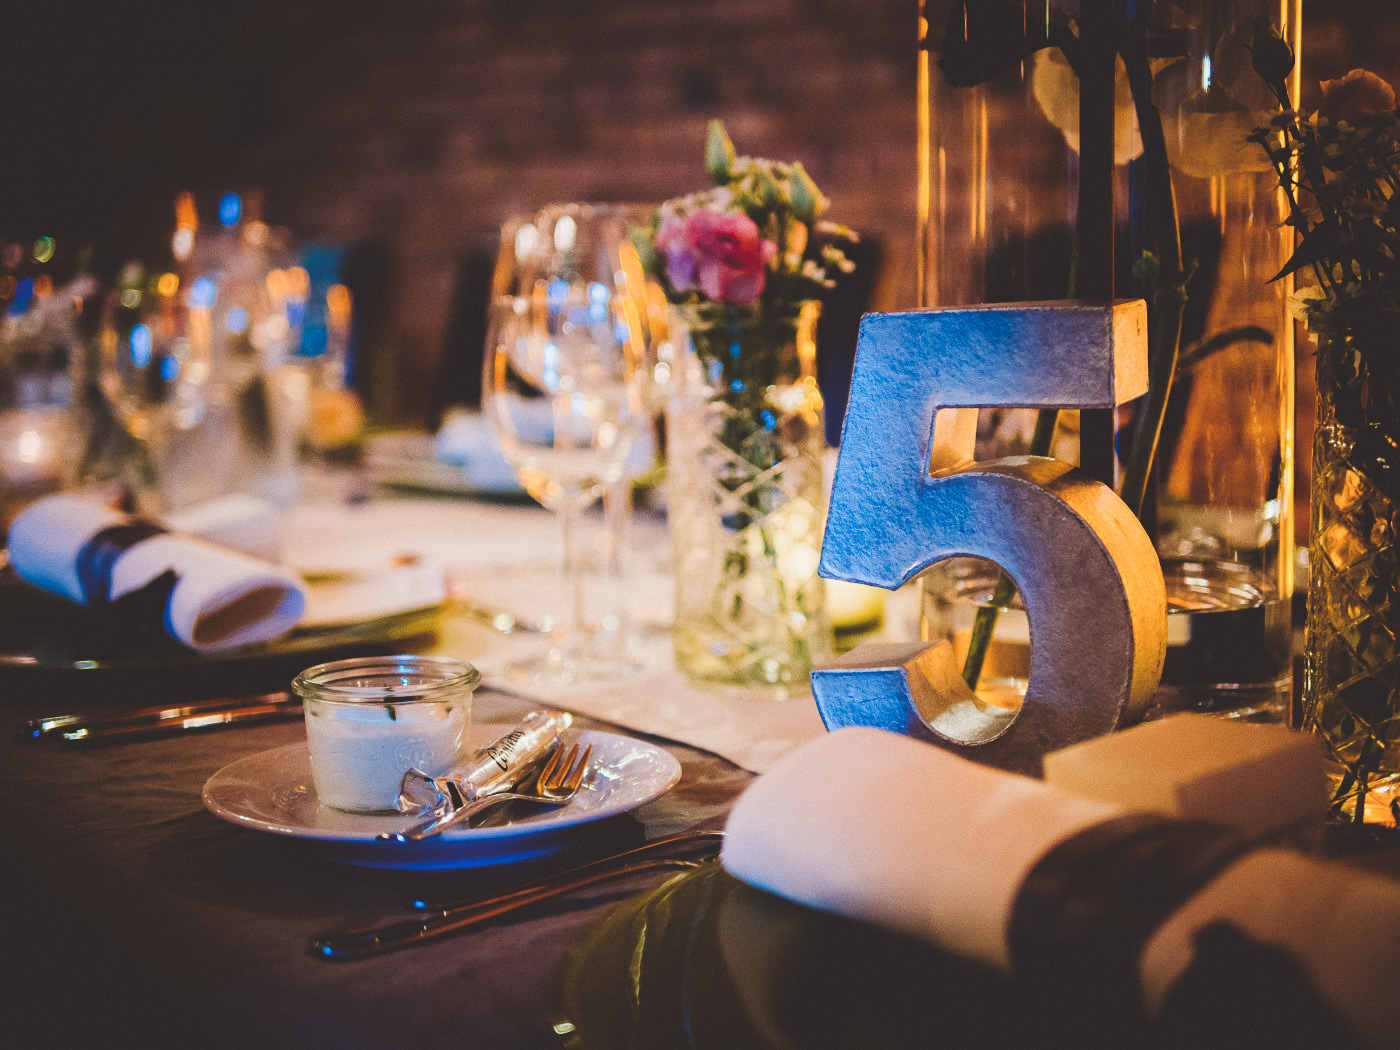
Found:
<box><xmin>5</xmin><ymin>0</ymin><xmax>919</xmax><ymax>425</ymax></box>
<box><xmin>5</xmin><ymin>1</ymin><xmax>1395</xmax><ymax>426</ymax></box>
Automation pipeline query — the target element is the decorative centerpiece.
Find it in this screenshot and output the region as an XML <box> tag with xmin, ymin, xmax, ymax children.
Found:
<box><xmin>635</xmin><ymin>122</ymin><xmax>856</xmax><ymax>697</ymax></box>
<box><xmin>920</xmin><ymin>0</ymin><xmax>1300</xmax><ymax>721</ymax></box>
<box><xmin>1254</xmin><ymin>62</ymin><xmax>1400</xmax><ymax>825</ymax></box>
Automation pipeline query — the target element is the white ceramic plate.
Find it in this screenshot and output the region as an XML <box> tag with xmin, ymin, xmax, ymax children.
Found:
<box><xmin>202</xmin><ymin>726</ymin><xmax>682</xmax><ymax>869</ymax></box>
<box><xmin>297</xmin><ymin>559</ymin><xmax>449</xmax><ymax>629</ymax></box>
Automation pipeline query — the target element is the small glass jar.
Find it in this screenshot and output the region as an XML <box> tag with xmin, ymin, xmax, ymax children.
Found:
<box><xmin>294</xmin><ymin>654</ymin><xmax>480</xmax><ymax>813</ymax></box>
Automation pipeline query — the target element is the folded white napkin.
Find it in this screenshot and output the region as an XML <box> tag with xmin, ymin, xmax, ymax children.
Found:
<box><xmin>8</xmin><ymin>493</ymin><xmax>306</xmax><ymax>652</ymax></box>
<box><xmin>722</xmin><ymin>728</ymin><xmax>1400</xmax><ymax>1048</ymax></box>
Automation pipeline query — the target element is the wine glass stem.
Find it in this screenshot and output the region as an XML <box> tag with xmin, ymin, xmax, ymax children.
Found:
<box><xmin>558</xmin><ymin>492</ymin><xmax>586</xmax><ymax>641</ymax></box>
<box><xmin>602</xmin><ymin>478</ymin><xmax>631</xmax><ymax>578</ymax></box>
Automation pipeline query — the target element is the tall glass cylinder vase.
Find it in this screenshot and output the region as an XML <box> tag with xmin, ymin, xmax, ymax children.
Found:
<box><xmin>665</xmin><ymin>300</ymin><xmax>832</xmax><ymax>699</ymax></box>
<box><xmin>918</xmin><ymin>0</ymin><xmax>1300</xmax><ymax>721</ymax></box>
<box><xmin>1303</xmin><ymin>333</ymin><xmax>1400</xmax><ymax>826</ymax></box>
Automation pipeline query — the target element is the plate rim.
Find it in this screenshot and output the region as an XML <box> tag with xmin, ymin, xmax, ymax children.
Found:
<box><xmin>201</xmin><ymin>726</ymin><xmax>682</xmax><ymax>850</ymax></box>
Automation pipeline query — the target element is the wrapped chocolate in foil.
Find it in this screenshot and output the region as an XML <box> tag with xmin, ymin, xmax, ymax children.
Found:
<box><xmin>396</xmin><ymin>709</ymin><xmax>571</xmax><ymax>816</ymax></box>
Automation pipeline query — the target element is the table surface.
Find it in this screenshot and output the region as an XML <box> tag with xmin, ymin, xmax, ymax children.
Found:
<box><xmin>1</xmin><ymin>687</ymin><xmax>752</xmax><ymax>1050</ymax></box>
<box><xmin>0</xmin><ymin>476</ymin><xmax>763</xmax><ymax>1050</ymax></box>
<box><xmin>7</xmin><ymin>470</ymin><xmax>1397</xmax><ymax>1050</ymax></box>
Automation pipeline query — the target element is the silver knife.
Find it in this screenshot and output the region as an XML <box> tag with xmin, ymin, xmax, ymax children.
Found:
<box><xmin>21</xmin><ymin>691</ymin><xmax>301</xmax><ymax>743</ymax></box>
<box><xmin>312</xmin><ymin>830</ymin><xmax>724</xmax><ymax>959</ymax></box>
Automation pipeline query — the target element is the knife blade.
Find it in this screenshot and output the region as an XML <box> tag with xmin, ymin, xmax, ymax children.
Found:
<box><xmin>20</xmin><ymin>691</ymin><xmax>299</xmax><ymax>742</ymax></box>
<box><xmin>56</xmin><ymin>701</ymin><xmax>305</xmax><ymax>743</ymax></box>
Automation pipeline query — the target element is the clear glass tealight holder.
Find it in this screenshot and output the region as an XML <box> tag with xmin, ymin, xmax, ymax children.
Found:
<box><xmin>294</xmin><ymin>654</ymin><xmax>480</xmax><ymax>813</ymax></box>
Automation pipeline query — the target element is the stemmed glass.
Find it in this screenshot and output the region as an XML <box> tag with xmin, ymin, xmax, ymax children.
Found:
<box><xmin>98</xmin><ymin>262</ymin><xmax>214</xmax><ymax>511</ymax></box>
<box><xmin>98</xmin><ymin>195</ymin><xmax>304</xmax><ymax>513</ymax></box>
<box><xmin>481</xmin><ymin>203</ymin><xmax>649</xmax><ymax>684</ymax></box>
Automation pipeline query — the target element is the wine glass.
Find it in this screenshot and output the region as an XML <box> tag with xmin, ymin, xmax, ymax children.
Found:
<box><xmin>481</xmin><ymin>203</ymin><xmax>650</xmax><ymax>684</ymax></box>
<box><xmin>98</xmin><ymin>261</ymin><xmax>216</xmax><ymax>511</ymax></box>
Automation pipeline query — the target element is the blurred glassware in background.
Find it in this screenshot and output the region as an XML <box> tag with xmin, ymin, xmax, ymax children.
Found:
<box><xmin>287</xmin><ymin>245</ymin><xmax>364</xmax><ymax>459</ymax></box>
<box><xmin>481</xmin><ymin>202</ymin><xmax>651</xmax><ymax>685</ymax></box>
<box><xmin>0</xmin><ymin>238</ymin><xmax>90</xmax><ymax>532</ymax></box>
<box><xmin>918</xmin><ymin>0</ymin><xmax>1299</xmax><ymax>722</ymax></box>
<box><xmin>96</xmin><ymin>192</ymin><xmax>362</xmax><ymax>514</ymax></box>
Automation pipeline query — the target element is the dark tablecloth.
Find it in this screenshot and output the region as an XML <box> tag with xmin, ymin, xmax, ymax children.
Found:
<box><xmin>1</xmin><ymin>689</ymin><xmax>752</xmax><ymax>1050</ymax></box>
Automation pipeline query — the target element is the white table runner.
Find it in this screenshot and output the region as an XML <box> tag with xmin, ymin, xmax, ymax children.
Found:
<box><xmin>282</xmin><ymin>476</ymin><xmax>846</xmax><ymax>772</ymax></box>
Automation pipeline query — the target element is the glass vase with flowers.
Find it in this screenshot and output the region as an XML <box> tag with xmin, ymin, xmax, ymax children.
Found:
<box><xmin>635</xmin><ymin>122</ymin><xmax>857</xmax><ymax>697</ymax></box>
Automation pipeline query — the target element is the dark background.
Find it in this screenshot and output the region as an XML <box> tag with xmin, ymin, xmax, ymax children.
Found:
<box><xmin>2</xmin><ymin>0</ymin><xmax>1394</xmax><ymax>425</ymax></box>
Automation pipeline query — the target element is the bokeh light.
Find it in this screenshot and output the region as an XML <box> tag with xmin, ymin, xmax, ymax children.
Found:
<box><xmin>130</xmin><ymin>324</ymin><xmax>153</xmax><ymax>368</ymax></box>
<box><xmin>286</xmin><ymin>266</ymin><xmax>310</xmax><ymax>299</ymax></box>
<box><xmin>172</xmin><ymin>228</ymin><xmax>195</xmax><ymax>260</ymax></box>
<box><xmin>191</xmin><ymin>277</ymin><xmax>217</xmax><ymax>308</ymax></box>
<box><xmin>327</xmin><ymin>284</ymin><xmax>352</xmax><ymax>327</ymax></box>
<box><xmin>219</xmin><ymin>193</ymin><xmax>242</xmax><ymax>227</ymax></box>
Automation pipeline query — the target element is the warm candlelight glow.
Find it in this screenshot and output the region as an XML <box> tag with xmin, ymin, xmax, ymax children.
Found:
<box><xmin>17</xmin><ymin>428</ymin><xmax>43</xmax><ymax>464</ymax></box>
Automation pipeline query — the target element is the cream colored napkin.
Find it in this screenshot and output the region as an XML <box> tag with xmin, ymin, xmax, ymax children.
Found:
<box><xmin>8</xmin><ymin>493</ymin><xmax>306</xmax><ymax>652</ymax></box>
<box><xmin>722</xmin><ymin>728</ymin><xmax>1400</xmax><ymax>1048</ymax></box>
<box><xmin>537</xmin><ymin>670</ymin><xmax>829</xmax><ymax>774</ymax></box>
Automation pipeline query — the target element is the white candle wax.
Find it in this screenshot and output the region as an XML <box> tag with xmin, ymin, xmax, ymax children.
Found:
<box><xmin>294</xmin><ymin>655</ymin><xmax>479</xmax><ymax>814</ymax></box>
<box><xmin>305</xmin><ymin>698</ymin><xmax>469</xmax><ymax>813</ymax></box>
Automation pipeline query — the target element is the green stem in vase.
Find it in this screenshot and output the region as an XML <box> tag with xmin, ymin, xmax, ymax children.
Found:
<box><xmin>685</xmin><ymin>301</ymin><xmax>821</xmax><ymax>672</ymax></box>
<box><xmin>1116</xmin><ymin>27</ymin><xmax>1189</xmax><ymax>522</ymax></box>
<box><xmin>958</xmin><ymin>7</ymin><xmax>1189</xmax><ymax>692</ymax></box>
<box><xmin>961</xmin><ymin>408</ymin><xmax>1058</xmax><ymax>689</ymax></box>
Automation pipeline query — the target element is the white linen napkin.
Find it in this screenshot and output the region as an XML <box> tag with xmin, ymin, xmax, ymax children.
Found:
<box><xmin>8</xmin><ymin>493</ymin><xmax>306</xmax><ymax>652</ymax></box>
<box><xmin>722</xmin><ymin>728</ymin><xmax>1400</xmax><ymax>1048</ymax></box>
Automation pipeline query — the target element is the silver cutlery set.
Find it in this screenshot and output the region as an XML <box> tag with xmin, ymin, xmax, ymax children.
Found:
<box><xmin>385</xmin><ymin>710</ymin><xmax>578</xmax><ymax>841</ymax></box>
<box><xmin>385</xmin><ymin>740</ymin><xmax>593</xmax><ymax>842</ymax></box>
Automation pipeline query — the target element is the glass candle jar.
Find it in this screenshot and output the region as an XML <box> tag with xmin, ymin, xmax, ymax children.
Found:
<box><xmin>294</xmin><ymin>654</ymin><xmax>480</xmax><ymax>813</ymax></box>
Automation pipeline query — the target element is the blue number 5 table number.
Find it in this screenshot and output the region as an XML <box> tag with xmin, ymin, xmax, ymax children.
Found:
<box><xmin>812</xmin><ymin>301</ymin><xmax>1167</xmax><ymax>775</ymax></box>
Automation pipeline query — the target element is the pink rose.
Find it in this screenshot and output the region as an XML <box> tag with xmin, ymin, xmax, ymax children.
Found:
<box><xmin>656</xmin><ymin>208</ymin><xmax>776</xmax><ymax>304</ymax></box>
<box><xmin>1319</xmin><ymin>69</ymin><xmax>1396</xmax><ymax>124</ymax></box>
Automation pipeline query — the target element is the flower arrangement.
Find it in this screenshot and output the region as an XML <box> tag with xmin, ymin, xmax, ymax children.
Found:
<box><xmin>1252</xmin><ymin>63</ymin><xmax>1400</xmax><ymax>433</ymax></box>
<box><xmin>640</xmin><ymin>122</ymin><xmax>854</xmax><ymax>694</ymax></box>
<box><xmin>636</xmin><ymin>120</ymin><xmax>855</xmax><ymax>311</ymax></box>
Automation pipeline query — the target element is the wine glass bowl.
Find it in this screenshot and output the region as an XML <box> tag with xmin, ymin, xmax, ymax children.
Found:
<box><xmin>101</xmin><ymin>267</ymin><xmax>210</xmax><ymax>438</ymax></box>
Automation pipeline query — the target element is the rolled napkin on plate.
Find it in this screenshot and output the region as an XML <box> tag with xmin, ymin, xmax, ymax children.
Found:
<box><xmin>722</xmin><ymin>727</ymin><xmax>1400</xmax><ymax>1049</ymax></box>
<box><xmin>7</xmin><ymin>492</ymin><xmax>306</xmax><ymax>653</ymax></box>
<box><xmin>396</xmin><ymin>709</ymin><xmax>572</xmax><ymax>816</ymax></box>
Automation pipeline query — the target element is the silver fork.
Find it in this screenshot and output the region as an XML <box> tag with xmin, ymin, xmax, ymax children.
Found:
<box><xmin>380</xmin><ymin>742</ymin><xmax>593</xmax><ymax>843</ymax></box>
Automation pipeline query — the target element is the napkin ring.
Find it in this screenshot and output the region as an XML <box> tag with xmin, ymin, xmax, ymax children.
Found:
<box><xmin>1007</xmin><ymin>813</ymin><xmax>1252</xmax><ymax>1035</ymax></box>
<box><xmin>77</xmin><ymin>519</ymin><xmax>168</xmax><ymax>604</ymax></box>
